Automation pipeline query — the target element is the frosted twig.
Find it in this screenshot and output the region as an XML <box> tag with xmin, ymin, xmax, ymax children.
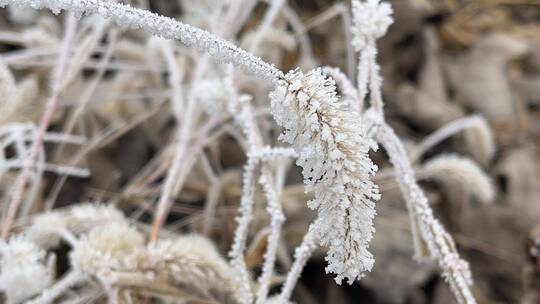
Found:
<box><xmin>229</xmin><ymin>154</ymin><xmax>258</xmax><ymax>304</ymax></box>
<box><xmin>377</xmin><ymin>123</ymin><xmax>476</xmax><ymax>304</ymax></box>
<box><xmin>0</xmin><ymin>123</ymin><xmax>86</xmax><ymax>146</ymax></box>
<box><xmin>0</xmin><ymin>125</ymin><xmax>88</xmax><ymax>178</ymax></box>
<box><xmin>0</xmin><ymin>0</ymin><xmax>282</xmax><ymax>80</ymax></box>
<box><xmin>249</xmin><ymin>147</ymin><xmax>297</xmax><ymax>162</ymax></box>
<box><xmin>1</xmin><ymin>13</ymin><xmax>77</xmax><ymax>239</ymax></box>
<box><xmin>1</xmin><ymin>161</ymin><xmax>89</xmax><ymax>177</ymax></box>
<box><xmin>277</xmin><ymin>223</ymin><xmax>318</xmax><ymax>303</ymax></box>
<box><xmin>150</xmin><ymin>44</ymin><xmax>205</xmax><ymax>241</ymax></box>
<box><xmin>225</xmin><ymin>73</ymin><xmax>292</xmax><ymax>303</ymax></box>
<box><xmin>214</xmin><ymin>68</ymin><xmax>287</xmax><ymax>302</ymax></box>
<box><xmin>351</xmin><ymin>0</ymin><xmax>393</xmax><ymax>113</ymax></box>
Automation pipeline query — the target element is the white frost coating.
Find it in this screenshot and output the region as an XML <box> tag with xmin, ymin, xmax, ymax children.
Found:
<box><xmin>228</xmin><ymin>145</ymin><xmax>295</xmax><ymax>304</ymax></box>
<box><xmin>0</xmin><ymin>237</ymin><xmax>53</xmax><ymax>303</ymax></box>
<box><xmin>270</xmin><ymin>68</ymin><xmax>380</xmax><ymax>284</ymax></box>
<box><xmin>277</xmin><ymin>223</ymin><xmax>318</xmax><ymax>302</ymax></box>
<box><xmin>225</xmin><ymin>83</ymin><xmax>295</xmax><ymax>303</ymax></box>
<box><xmin>351</xmin><ymin>0</ymin><xmax>393</xmax><ymax>112</ymax></box>
<box><xmin>228</xmin><ymin>154</ymin><xmax>258</xmax><ymax>304</ymax></box>
<box><xmin>421</xmin><ymin>154</ymin><xmax>495</xmax><ymax>204</ymax></box>
<box><xmin>249</xmin><ymin>146</ymin><xmax>297</xmax><ymax>162</ymax></box>
<box><xmin>322</xmin><ymin>66</ymin><xmax>359</xmax><ymax>111</ymax></box>
<box><xmin>350</xmin><ymin>0</ymin><xmax>393</xmax><ymax>51</ymax></box>
<box><xmin>377</xmin><ymin>124</ymin><xmax>476</xmax><ymax>304</ymax></box>
<box><xmin>0</xmin><ymin>0</ymin><xmax>282</xmax><ymax>81</ymax></box>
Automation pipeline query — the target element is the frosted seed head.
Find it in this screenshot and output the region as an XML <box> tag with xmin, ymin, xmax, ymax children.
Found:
<box><xmin>269</xmin><ymin>68</ymin><xmax>380</xmax><ymax>283</ymax></box>
<box><xmin>70</xmin><ymin>222</ymin><xmax>144</xmax><ymax>275</ymax></box>
<box><xmin>351</xmin><ymin>0</ymin><xmax>393</xmax><ymax>50</ymax></box>
<box><xmin>0</xmin><ymin>236</ymin><xmax>53</xmax><ymax>303</ymax></box>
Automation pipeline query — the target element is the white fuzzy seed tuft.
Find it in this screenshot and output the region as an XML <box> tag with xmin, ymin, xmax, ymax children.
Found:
<box><xmin>0</xmin><ymin>237</ymin><xmax>53</xmax><ymax>303</ymax></box>
<box><xmin>351</xmin><ymin>0</ymin><xmax>393</xmax><ymax>51</ymax></box>
<box><xmin>422</xmin><ymin>154</ymin><xmax>496</xmax><ymax>204</ymax></box>
<box><xmin>70</xmin><ymin>222</ymin><xmax>144</xmax><ymax>276</ymax></box>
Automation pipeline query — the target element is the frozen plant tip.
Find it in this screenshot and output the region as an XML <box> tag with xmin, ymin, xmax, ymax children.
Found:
<box><xmin>270</xmin><ymin>68</ymin><xmax>380</xmax><ymax>284</ymax></box>
<box><xmin>351</xmin><ymin>0</ymin><xmax>393</xmax><ymax>112</ymax></box>
<box><xmin>351</xmin><ymin>0</ymin><xmax>393</xmax><ymax>50</ymax></box>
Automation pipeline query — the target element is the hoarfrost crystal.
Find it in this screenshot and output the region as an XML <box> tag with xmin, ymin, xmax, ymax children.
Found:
<box><xmin>0</xmin><ymin>237</ymin><xmax>53</xmax><ymax>303</ymax></box>
<box><xmin>351</xmin><ymin>0</ymin><xmax>393</xmax><ymax>51</ymax></box>
<box><xmin>270</xmin><ymin>68</ymin><xmax>380</xmax><ymax>284</ymax></box>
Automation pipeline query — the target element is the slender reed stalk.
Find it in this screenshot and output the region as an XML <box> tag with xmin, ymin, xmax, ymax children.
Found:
<box><xmin>1</xmin><ymin>13</ymin><xmax>77</xmax><ymax>239</ymax></box>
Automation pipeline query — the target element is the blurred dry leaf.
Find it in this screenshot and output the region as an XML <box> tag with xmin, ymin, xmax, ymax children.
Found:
<box><xmin>444</xmin><ymin>34</ymin><xmax>528</xmax><ymax>137</ymax></box>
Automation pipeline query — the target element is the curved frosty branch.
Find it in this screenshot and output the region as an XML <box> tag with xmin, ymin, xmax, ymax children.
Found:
<box><xmin>377</xmin><ymin>123</ymin><xmax>476</xmax><ymax>304</ymax></box>
<box><xmin>0</xmin><ymin>0</ymin><xmax>283</xmax><ymax>81</ymax></box>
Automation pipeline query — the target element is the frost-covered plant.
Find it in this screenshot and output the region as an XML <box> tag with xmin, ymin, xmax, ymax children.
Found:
<box><xmin>270</xmin><ymin>68</ymin><xmax>380</xmax><ymax>284</ymax></box>
<box><xmin>225</xmin><ymin>73</ymin><xmax>296</xmax><ymax>303</ymax></box>
<box><xmin>350</xmin><ymin>0</ymin><xmax>392</xmax><ymax>112</ymax></box>
<box><xmin>135</xmin><ymin>235</ymin><xmax>240</xmax><ymax>300</ymax></box>
<box><xmin>0</xmin><ymin>123</ymin><xmax>89</xmax><ymax>179</ymax></box>
<box><xmin>8</xmin><ymin>205</ymin><xmax>246</xmax><ymax>303</ymax></box>
<box><xmin>70</xmin><ymin>222</ymin><xmax>145</xmax><ymax>277</ymax></box>
<box><xmin>0</xmin><ymin>237</ymin><xmax>54</xmax><ymax>303</ymax></box>
<box><xmin>376</xmin><ymin>125</ymin><xmax>476</xmax><ymax>304</ymax></box>
<box><xmin>26</xmin><ymin>203</ymin><xmax>128</xmax><ymax>248</ymax></box>
<box><xmin>0</xmin><ymin>1</ymin><xmax>490</xmax><ymax>304</ymax></box>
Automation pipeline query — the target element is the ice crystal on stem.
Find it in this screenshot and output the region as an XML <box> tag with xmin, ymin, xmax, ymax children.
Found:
<box><xmin>270</xmin><ymin>68</ymin><xmax>380</xmax><ymax>284</ymax></box>
<box><xmin>377</xmin><ymin>124</ymin><xmax>476</xmax><ymax>304</ymax></box>
<box><xmin>0</xmin><ymin>0</ymin><xmax>282</xmax><ymax>81</ymax></box>
<box><xmin>351</xmin><ymin>0</ymin><xmax>392</xmax><ymax>112</ymax></box>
